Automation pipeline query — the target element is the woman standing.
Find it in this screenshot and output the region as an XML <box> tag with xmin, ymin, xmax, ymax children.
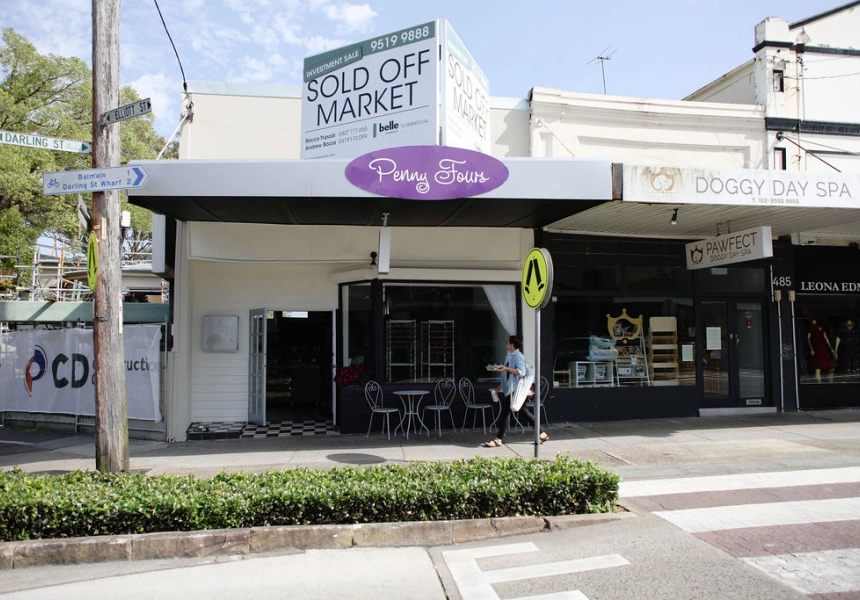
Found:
<box><xmin>807</xmin><ymin>319</ymin><xmax>835</xmax><ymax>382</ymax></box>
<box><xmin>481</xmin><ymin>334</ymin><xmax>548</xmax><ymax>447</ymax></box>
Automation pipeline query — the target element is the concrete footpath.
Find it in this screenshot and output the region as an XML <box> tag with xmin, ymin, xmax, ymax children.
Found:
<box><xmin>1</xmin><ymin>409</ymin><xmax>858</xmax><ymax>571</ymax></box>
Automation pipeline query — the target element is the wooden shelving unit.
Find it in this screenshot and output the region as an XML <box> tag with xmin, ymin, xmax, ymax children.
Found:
<box><xmin>647</xmin><ymin>316</ymin><xmax>680</xmax><ymax>385</ymax></box>
<box><xmin>574</xmin><ymin>361</ymin><xmax>615</xmax><ymax>387</ymax></box>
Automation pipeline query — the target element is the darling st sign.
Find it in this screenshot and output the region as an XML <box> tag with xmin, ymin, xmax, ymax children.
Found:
<box><xmin>345</xmin><ymin>145</ymin><xmax>509</xmax><ymax>200</ymax></box>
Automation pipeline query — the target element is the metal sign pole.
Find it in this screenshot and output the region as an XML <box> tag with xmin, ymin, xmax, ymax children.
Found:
<box><xmin>534</xmin><ymin>308</ymin><xmax>541</xmax><ymax>458</ymax></box>
<box><xmin>522</xmin><ymin>247</ymin><xmax>553</xmax><ymax>459</ymax></box>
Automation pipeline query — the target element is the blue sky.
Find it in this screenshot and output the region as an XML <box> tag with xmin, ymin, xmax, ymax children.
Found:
<box><xmin>3</xmin><ymin>0</ymin><xmax>841</xmax><ymax>141</ymax></box>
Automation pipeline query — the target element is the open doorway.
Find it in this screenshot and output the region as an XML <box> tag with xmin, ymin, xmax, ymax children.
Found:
<box><xmin>265</xmin><ymin>310</ymin><xmax>334</xmax><ymax>422</ymax></box>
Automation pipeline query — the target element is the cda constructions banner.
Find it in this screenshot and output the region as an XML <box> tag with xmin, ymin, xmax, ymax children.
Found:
<box><xmin>0</xmin><ymin>325</ymin><xmax>161</xmax><ymax>421</ymax></box>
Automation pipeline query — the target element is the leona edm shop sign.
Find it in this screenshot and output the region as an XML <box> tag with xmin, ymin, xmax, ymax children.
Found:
<box><xmin>685</xmin><ymin>226</ymin><xmax>773</xmax><ymax>270</ymax></box>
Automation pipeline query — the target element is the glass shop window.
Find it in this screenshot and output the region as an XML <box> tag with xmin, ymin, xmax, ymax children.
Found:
<box><xmin>552</xmin><ymin>296</ymin><xmax>697</xmax><ymax>388</ymax></box>
<box><xmin>342</xmin><ymin>282</ymin><xmax>373</xmax><ymax>370</ymax></box>
<box><xmin>696</xmin><ymin>267</ymin><xmax>766</xmax><ymax>294</ymax></box>
<box><xmin>383</xmin><ymin>283</ymin><xmax>517</xmax><ymax>383</ymax></box>
<box><xmin>796</xmin><ymin>302</ymin><xmax>860</xmax><ymax>386</ymax></box>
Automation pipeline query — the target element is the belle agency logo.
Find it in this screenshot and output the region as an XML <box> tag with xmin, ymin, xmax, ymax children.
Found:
<box><xmin>373</xmin><ymin>119</ymin><xmax>399</xmax><ymax>137</ymax></box>
<box><xmin>25</xmin><ymin>345</ymin><xmax>48</xmax><ymax>396</ymax></box>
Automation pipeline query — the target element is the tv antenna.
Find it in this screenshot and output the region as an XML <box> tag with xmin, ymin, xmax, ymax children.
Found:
<box><xmin>587</xmin><ymin>46</ymin><xmax>616</xmax><ymax>95</ymax></box>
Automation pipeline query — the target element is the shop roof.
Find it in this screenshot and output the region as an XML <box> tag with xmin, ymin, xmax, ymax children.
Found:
<box><xmin>127</xmin><ymin>157</ymin><xmax>613</xmax><ymax>228</ymax></box>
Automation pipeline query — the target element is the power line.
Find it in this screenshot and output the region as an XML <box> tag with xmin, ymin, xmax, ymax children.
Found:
<box><xmin>777</xmin><ymin>132</ymin><xmax>842</xmax><ymax>172</ymax></box>
<box><xmin>153</xmin><ymin>0</ymin><xmax>188</xmax><ymax>93</ymax></box>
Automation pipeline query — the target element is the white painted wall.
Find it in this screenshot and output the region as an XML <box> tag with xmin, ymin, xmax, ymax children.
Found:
<box><xmin>180</xmin><ymin>82</ymin><xmax>530</xmax><ymax>160</ymax></box>
<box><xmin>803</xmin><ymin>54</ymin><xmax>860</xmax><ymax>125</ymax></box>
<box><xmin>180</xmin><ymin>82</ymin><xmax>303</xmax><ymax>160</ymax></box>
<box><xmin>684</xmin><ymin>60</ymin><xmax>756</xmax><ymax>104</ymax></box>
<box><xmin>529</xmin><ymin>88</ymin><xmax>766</xmax><ymax>169</ymax></box>
<box><xmin>490</xmin><ymin>96</ymin><xmax>530</xmax><ymax>157</ymax></box>
<box><xmin>799</xmin><ymin>2</ymin><xmax>860</xmax><ymax>50</ymax></box>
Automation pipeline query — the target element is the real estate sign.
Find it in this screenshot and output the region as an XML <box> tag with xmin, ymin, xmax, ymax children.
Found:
<box><xmin>440</xmin><ymin>21</ymin><xmax>491</xmax><ymax>154</ymax></box>
<box><xmin>301</xmin><ymin>22</ymin><xmax>439</xmax><ymax>159</ymax></box>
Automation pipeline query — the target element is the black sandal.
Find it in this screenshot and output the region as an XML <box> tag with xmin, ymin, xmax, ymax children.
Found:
<box><xmin>481</xmin><ymin>439</ymin><xmax>503</xmax><ymax>448</ymax></box>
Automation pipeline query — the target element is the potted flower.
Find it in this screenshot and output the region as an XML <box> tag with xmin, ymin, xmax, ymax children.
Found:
<box><xmin>334</xmin><ymin>362</ymin><xmax>373</xmax><ymax>386</ymax></box>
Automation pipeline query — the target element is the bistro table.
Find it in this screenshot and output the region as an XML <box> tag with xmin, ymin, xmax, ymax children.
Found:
<box><xmin>393</xmin><ymin>390</ymin><xmax>430</xmax><ymax>439</ymax></box>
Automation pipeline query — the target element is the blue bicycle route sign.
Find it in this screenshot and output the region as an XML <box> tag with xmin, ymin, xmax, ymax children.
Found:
<box><xmin>43</xmin><ymin>165</ymin><xmax>149</xmax><ymax>195</ymax></box>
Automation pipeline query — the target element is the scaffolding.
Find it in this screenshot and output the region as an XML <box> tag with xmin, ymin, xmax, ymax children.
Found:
<box><xmin>0</xmin><ymin>233</ymin><xmax>166</xmax><ymax>305</ymax></box>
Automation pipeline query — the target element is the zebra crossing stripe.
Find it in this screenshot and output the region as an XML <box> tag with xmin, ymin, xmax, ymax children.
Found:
<box><xmin>619</xmin><ymin>466</ymin><xmax>860</xmax><ymax>498</ymax></box>
<box><xmin>654</xmin><ymin>497</ymin><xmax>860</xmax><ymax>533</ymax></box>
<box><xmin>442</xmin><ymin>542</ymin><xmax>629</xmax><ymax>600</ymax></box>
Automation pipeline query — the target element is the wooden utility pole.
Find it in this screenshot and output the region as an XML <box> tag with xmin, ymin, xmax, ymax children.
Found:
<box><xmin>92</xmin><ymin>0</ymin><xmax>129</xmax><ymax>472</ymax></box>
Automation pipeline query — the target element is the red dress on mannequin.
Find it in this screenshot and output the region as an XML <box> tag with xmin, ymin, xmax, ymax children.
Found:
<box><xmin>807</xmin><ymin>321</ymin><xmax>834</xmax><ymax>370</ymax></box>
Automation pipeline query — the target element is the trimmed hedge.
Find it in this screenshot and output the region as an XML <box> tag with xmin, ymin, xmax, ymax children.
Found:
<box><xmin>0</xmin><ymin>456</ymin><xmax>619</xmax><ymax>541</ymax></box>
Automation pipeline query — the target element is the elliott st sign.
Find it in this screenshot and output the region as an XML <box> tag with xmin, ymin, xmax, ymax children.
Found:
<box><xmin>99</xmin><ymin>98</ymin><xmax>152</xmax><ymax>127</ymax></box>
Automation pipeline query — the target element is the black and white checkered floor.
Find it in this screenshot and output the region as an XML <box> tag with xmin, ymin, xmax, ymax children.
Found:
<box><xmin>186</xmin><ymin>420</ymin><xmax>338</xmax><ymax>440</ymax></box>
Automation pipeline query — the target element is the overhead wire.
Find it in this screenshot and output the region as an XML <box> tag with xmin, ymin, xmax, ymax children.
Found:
<box><xmin>778</xmin><ymin>134</ymin><xmax>842</xmax><ymax>172</ymax></box>
<box><xmin>153</xmin><ymin>0</ymin><xmax>193</xmax><ymax>156</ymax></box>
<box><xmin>153</xmin><ymin>0</ymin><xmax>187</xmax><ymax>93</ymax></box>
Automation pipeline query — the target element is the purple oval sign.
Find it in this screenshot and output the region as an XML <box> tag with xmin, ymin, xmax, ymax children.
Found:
<box><xmin>345</xmin><ymin>145</ymin><xmax>509</xmax><ymax>200</ymax></box>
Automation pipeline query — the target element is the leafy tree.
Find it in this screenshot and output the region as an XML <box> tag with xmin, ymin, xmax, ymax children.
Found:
<box><xmin>0</xmin><ymin>28</ymin><xmax>173</xmax><ymax>289</ymax></box>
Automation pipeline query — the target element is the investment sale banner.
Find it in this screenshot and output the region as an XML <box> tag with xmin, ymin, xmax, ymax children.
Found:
<box><xmin>0</xmin><ymin>325</ymin><xmax>161</xmax><ymax>421</ymax></box>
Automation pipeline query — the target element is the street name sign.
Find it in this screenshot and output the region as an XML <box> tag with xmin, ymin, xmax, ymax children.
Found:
<box><xmin>43</xmin><ymin>165</ymin><xmax>150</xmax><ymax>195</ymax></box>
<box><xmin>99</xmin><ymin>98</ymin><xmax>152</xmax><ymax>127</ymax></box>
<box><xmin>0</xmin><ymin>129</ymin><xmax>91</xmax><ymax>154</ymax></box>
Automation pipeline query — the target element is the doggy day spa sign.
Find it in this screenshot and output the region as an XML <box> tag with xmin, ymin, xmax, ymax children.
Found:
<box><xmin>685</xmin><ymin>225</ymin><xmax>773</xmax><ymax>270</ymax></box>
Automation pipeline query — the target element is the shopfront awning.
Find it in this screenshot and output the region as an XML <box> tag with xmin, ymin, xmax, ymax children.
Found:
<box><xmin>545</xmin><ymin>165</ymin><xmax>860</xmax><ymax>241</ymax></box>
<box><xmin>127</xmin><ymin>157</ymin><xmax>613</xmax><ymax>228</ymax></box>
<box><xmin>546</xmin><ymin>201</ymin><xmax>860</xmax><ymax>240</ymax></box>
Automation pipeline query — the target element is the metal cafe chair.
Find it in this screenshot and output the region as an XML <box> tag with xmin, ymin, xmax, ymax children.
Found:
<box><xmin>423</xmin><ymin>377</ymin><xmax>457</xmax><ymax>437</ymax></box>
<box><xmin>364</xmin><ymin>380</ymin><xmax>400</xmax><ymax>440</ymax></box>
<box><xmin>523</xmin><ymin>375</ymin><xmax>551</xmax><ymax>428</ymax></box>
<box><xmin>459</xmin><ymin>377</ymin><xmax>494</xmax><ymax>434</ymax></box>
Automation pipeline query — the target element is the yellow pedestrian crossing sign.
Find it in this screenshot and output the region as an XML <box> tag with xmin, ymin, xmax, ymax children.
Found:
<box><xmin>522</xmin><ymin>248</ymin><xmax>553</xmax><ymax>309</ymax></box>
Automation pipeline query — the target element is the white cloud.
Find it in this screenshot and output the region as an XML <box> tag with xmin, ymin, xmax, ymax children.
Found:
<box><xmin>128</xmin><ymin>72</ymin><xmax>181</xmax><ymax>140</ymax></box>
<box><xmin>303</xmin><ymin>34</ymin><xmax>351</xmax><ymax>56</ymax></box>
<box><xmin>240</xmin><ymin>57</ymin><xmax>273</xmax><ymax>82</ymax></box>
<box><xmin>323</xmin><ymin>3</ymin><xmax>378</xmax><ymax>35</ymax></box>
<box><xmin>5</xmin><ymin>0</ymin><xmax>92</xmax><ymax>61</ymax></box>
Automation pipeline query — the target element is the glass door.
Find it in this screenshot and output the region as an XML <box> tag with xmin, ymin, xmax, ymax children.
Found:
<box><xmin>701</xmin><ymin>301</ymin><xmax>730</xmax><ymax>400</ymax></box>
<box><xmin>248</xmin><ymin>308</ymin><xmax>267</xmax><ymax>425</ymax></box>
<box><xmin>735</xmin><ymin>301</ymin><xmax>766</xmax><ymax>401</ymax></box>
<box><xmin>699</xmin><ymin>300</ymin><xmax>767</xmax><ymax>405</ymax></box>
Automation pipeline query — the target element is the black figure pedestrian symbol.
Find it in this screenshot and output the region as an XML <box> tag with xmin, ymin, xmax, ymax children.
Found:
<box><xmin>523</xmin><ymin>257</ymin><xmax>544</xmax><ymax>296</ymax></box>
